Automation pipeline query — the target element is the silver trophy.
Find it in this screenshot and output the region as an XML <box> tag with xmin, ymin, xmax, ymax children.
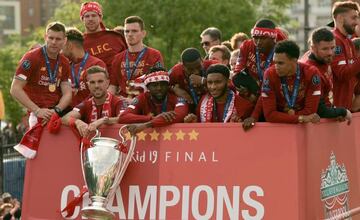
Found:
<box><xmin>80</xmin><ymin>126</ymin><xmax>136</xmax><ymax>220</ymax></box>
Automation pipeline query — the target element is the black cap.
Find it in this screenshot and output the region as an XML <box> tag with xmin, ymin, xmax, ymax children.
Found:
<box><xmin>232</xmin><ymin>70</ymin><xmax>260</xmax><ymax>95</ymax></box>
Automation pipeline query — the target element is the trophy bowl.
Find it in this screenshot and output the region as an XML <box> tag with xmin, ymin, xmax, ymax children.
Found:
<box><xmin>80</xmin><ymin>127</ymin><xmax>136</xmax><ymax>220</ymax></box>
<box><xmin>81</xmin><ymin>137</ymin><xmax>121</xmax><ymax>219</ymax></box>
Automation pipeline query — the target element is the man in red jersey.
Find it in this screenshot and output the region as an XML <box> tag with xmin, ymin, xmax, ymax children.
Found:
<box><xmin>169</xmin><ymin>48</ymin><xmax>217</xmax><ymax>112</ymax></box>
<box><xmin>184</xmin><ymin>64</ymin><xmax>253</xmax><ymax>123</ymax></box>
<box><xmin>331</xmin><ymin>1</ymin><xmax>360</xmax><ymax>109</ymax></box>
<box><xmin>62</xmin><ymin>27</ymin><xmax>106</xmax><ymax>108</ymax></box>
<box><xmin>62</xmin><ymin>66</ymin><xmax>126</xmax><ymax>137</ymax></box>
<box><xmin>352</xmin><ymin>37</ymin><xmax>360</xmax><ymax>111</ymax></box>
<box><xmin>233</xmin><ymin>19</ymin><xmax>278</xmax><ymax>97</ymax></box>
<box><xmin>80</xmin><ymin>1</ymin><xmax>127</xmax><ymax>74</ymax></box>
<box><xmin>10</xmin><ymin>21</ymin><xmax>72</xmax><ymax>128</ymax></box>
<box><xmin>301</xmin><ymin>27</ymin><xmax>352</xmax><ymax>123</ymax></box>
<box><xmin>108</xmin><ymin>16</ymin><xmax>164</xmax><ymax>98</ymax></box>
<box><xmin>233</xmin><ymin>19</ymin><xmax>287</xmax><ymax>131</ymax></box>
<box><xmin>119</xmin><ymin>67</ymin><xmax>188</xmax><ymax>135</ymax></box>
<box><xmin>262</xmin><ymin>40</ymin><xmax>321</xmax><ymax>123</ymax></box>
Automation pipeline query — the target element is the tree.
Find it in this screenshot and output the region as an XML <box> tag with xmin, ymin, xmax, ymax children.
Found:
<box><xmin>99</xmin><ymin>0</ymin><xmax>293</xmax><ymax>67</ymax></box>
<box><xmin>0</xmin><ymin>42</ymin><xmax>28</xmax><ymax>125</ymax></box>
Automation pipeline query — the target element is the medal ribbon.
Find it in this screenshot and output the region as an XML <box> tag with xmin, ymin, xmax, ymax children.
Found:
<box><xmin>41</xmin><ymin>46</ymin><xmax>59</xmax><ymax>84</ymax></box>
<box><xmin>255</xmin><ymin>47</ymin><xmax>274</xmax><ymax>82</ymax></box>
<box><xmin>125</xmin><ymin>47</ymin><xmax>147</xmax><ymax>81</ymax></box>
<box><xmin>280</xmin><ymin>64</ymin><xmax>301</xmax><ymax>109</ymax></box>
<box><xmin>71</xmin><ymin>52</ymin><xmax>89</xmax><ymax>88</ymax></box>
<box><xmin>212</xmin><ymin>90</ymin><xmax>234</xmax><ymax>122</ymax></box>
<box><xmin>186</xmin><ymin>68</ymin><xmax>205</xmax><ymax>105</ymax></box>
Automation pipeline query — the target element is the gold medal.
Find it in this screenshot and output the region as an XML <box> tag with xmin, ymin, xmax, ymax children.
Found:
<box><xmin>287</xmin><ymin>109</ymin><xmax>295</xmax><ymax>115</ymax></box>
<box><xmin>49</xmin><ymin>83</ymin><xmax>56</xmax><ymax>92</ymax></box>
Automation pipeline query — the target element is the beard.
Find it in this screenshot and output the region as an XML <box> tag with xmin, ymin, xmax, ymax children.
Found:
<box><xmin>322</xmin><ymin>56</ymin><xmax>333</xmax><ymax>64</ymax></box>
<box><xmin>86</xmin><ymin>22</ymin><xmax>100</xmax><ymax>33</ymax></box>
<box><xmin>343</xmin><ymin>22</ymin><xmax>355</xmax><ymax>35</ymax></box>
<box><xmin>212</xmin><ymin>86</ymin><xmax>228</xmax><ymax>100</ymax></box>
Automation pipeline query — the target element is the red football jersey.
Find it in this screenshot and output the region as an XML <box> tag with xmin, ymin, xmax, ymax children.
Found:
<box><xmin>331</xmin><ymin>28</ymin><xmax>360</xmax><ymax>108</ymax></box>
<box><xmin>234</xmin><ymin>39</ymin><xmax>274</xmax><ymax>84</ymax></box>
<box><xmin>301</xmin><ymin>52</ymin><xmax>333</xmax><ymax>106</ymax></box>
<box><xmin>118</xmin><ymin>92</ymin><xmax>188</xmax><ymax>127</ymax></box>
<box><xmin>70</xmin><ymin>54</ymin><xmax>106</xmax><ymax>107</ymax></box>
<box><xmin>15</xmin><ymin>47</ymin><xmax>70</xmax><ymax>108</ymax></box>
<box><xmin>169</xmin><ymin>59</ymin><xmax>217</xmax><ymax>103</ymax></box>
<box><xmin>110</xmin><ymin>47</ymin><xmax>164</xmax><ymax>97</ymax></box>
<box><xmin>196</xmin><ymin>91</ymin><xmax>253</xmax><ymax>122</ymax></box>
<box><xmin>261</xmin><ymin>62</ymin><xmax>321</xmax><ymax>123</ymax></box>
<box><xmin>83</xmin><ymin>30</ymin><xmax>127</xmax><ymax>74</ymax></box>
<box><xmin>73</xmin><ymin>94</ymin><xmax>125</xmax><ymax>123</ymax></box>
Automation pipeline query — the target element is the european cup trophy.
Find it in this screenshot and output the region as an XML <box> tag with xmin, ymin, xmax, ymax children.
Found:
<box><xmin>80</xmin><ymin>126</ymin><xmax>136</xmax><ymax>220</ymax></box>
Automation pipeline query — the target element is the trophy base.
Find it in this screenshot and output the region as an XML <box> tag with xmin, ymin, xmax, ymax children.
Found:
<box><xmin>81</xmin><ymin>206</ymin><xmax>115</xmax><ymax>220</ymax></box>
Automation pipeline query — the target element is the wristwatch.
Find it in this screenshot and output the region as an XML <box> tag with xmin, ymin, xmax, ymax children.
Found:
<box><xmin>53</xmin><ymin>106</ymin><xmax>63</xmax><ymax>116</ymax></box>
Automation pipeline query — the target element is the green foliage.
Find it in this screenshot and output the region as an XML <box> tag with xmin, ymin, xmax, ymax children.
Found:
<box><xmin>0</xmin><ymin>43</ymin><xmax>28</xmax><ymax>125</ymax></box>
<box><xmin>51</xmin><ymin>0</ymin><xmax>84</xmax><ymax>31</ymax></box>
<box><xmin>98</xmin><ymin>0</ymin><xmax>293</xmax><ymax>67</ymax></box>
<box><xmin>0</xmin><ymin>0</ymin><xmax>294</xmax><ymax>123</ymax></box>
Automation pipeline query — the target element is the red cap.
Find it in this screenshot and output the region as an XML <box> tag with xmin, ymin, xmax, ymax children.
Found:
<box><xmin>251</xmin><ymin>27</ymin><xmax>277</xmax><ymax>39</ymax></box>
<box><xmin>80</xmin><ymin>1</ymin><xmax>102</xmax><ymax>18</ymax></box>
<box><xmin>144</xmin><ymin>71</ymin><xmax>170</xmax><ymax>86</ymax></box>
<box><xmin>275</xmin><ymin>27</ymin><xmax>288</xmax><ymax>41</ymax></box>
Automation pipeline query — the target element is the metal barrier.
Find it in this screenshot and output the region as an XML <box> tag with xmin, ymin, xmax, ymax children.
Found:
<box><xmin>2</xmin><ymin>143</ymin><xmax>25</xmax><ymax>201</ymax></box>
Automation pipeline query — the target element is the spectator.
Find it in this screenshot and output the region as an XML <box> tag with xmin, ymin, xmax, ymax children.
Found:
<box><xmin>3</xmin><ymin>123</ymin><xmax>16</xmax><ymax>145</ymax></box>
<box><xmin>230</xmin><ymin>32</ymin><xmax>249</xmax><ymax>50</ymax></box>
<box><xmin>0</xmin><ymin>193</ymin><xmax>21</xmax><ymax>220</ymax></box>
<box><xmin>200</xmin><ymin>27</ymin><xmax>222</xmax><ymax>58</ymax></box>
<box><xmin>208</xmin><ymin>45</ymin><xmax>231</xmax><ymax>66</ymax></box>
<box><xmin>230</xmin><ymin>49</ymin><xmax>240</xmax><ymax>75</ymax></box>
<box><xmin>221</xmin><ymin>40</ymin><xmax>233</xmax><ymax>51</ymax></box>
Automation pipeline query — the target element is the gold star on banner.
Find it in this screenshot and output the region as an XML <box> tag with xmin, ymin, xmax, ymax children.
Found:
<box><xmin>162</xmin><ymin>130</ymin><xmax>173</xmax><ymax>141</ymax></box>
<box><xmin>188</xmin><ymin>130</ymin><xmax>199</xmax><ymax>141</ymax></box>
<box><xmin>175</xmin><ymin>130</ymin><xmax>186</xmax><ymax>141</ymax></box>
<box><xmin>149</xmin><ymin>130</ymin><xmax>159</xmax><ymax>141</ymax></box>
<box><xmin>124</xmin><ymin>132</ymin><xmax>131</xmax><ymax>141</ymax></box>
<box><xmin>136</xmin><ymin>131</ymin><xmax>147</xmax><ymax>141</ymax></box>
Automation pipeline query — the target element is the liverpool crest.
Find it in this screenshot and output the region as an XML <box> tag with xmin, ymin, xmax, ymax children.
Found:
<box><xmin>321</xmin><ymin>152</ymin><xmax>350</xmax><ymax>219</ymax></box>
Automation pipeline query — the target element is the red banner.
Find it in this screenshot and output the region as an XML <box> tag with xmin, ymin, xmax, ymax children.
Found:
<box><xmin>21</xmin><ymin>115</ymin><xmax>360</xmax><ymax>219</ymax></box>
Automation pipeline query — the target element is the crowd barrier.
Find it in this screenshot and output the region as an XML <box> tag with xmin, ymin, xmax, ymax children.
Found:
<box><xmin>21</xmin><ymin>114</ymin><xmax>360</xmax><ymax>220</ymax></box>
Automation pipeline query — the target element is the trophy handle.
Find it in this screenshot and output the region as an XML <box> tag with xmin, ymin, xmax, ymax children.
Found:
<box><xmin>107</xmin><ymin>125</ymin><xmax>137</xmax><ymax>198</ymax></box>
<box><xmin>80</xmin><ymin>129</ymin><xmax>101</xmax><ymax>188</ymax></box>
